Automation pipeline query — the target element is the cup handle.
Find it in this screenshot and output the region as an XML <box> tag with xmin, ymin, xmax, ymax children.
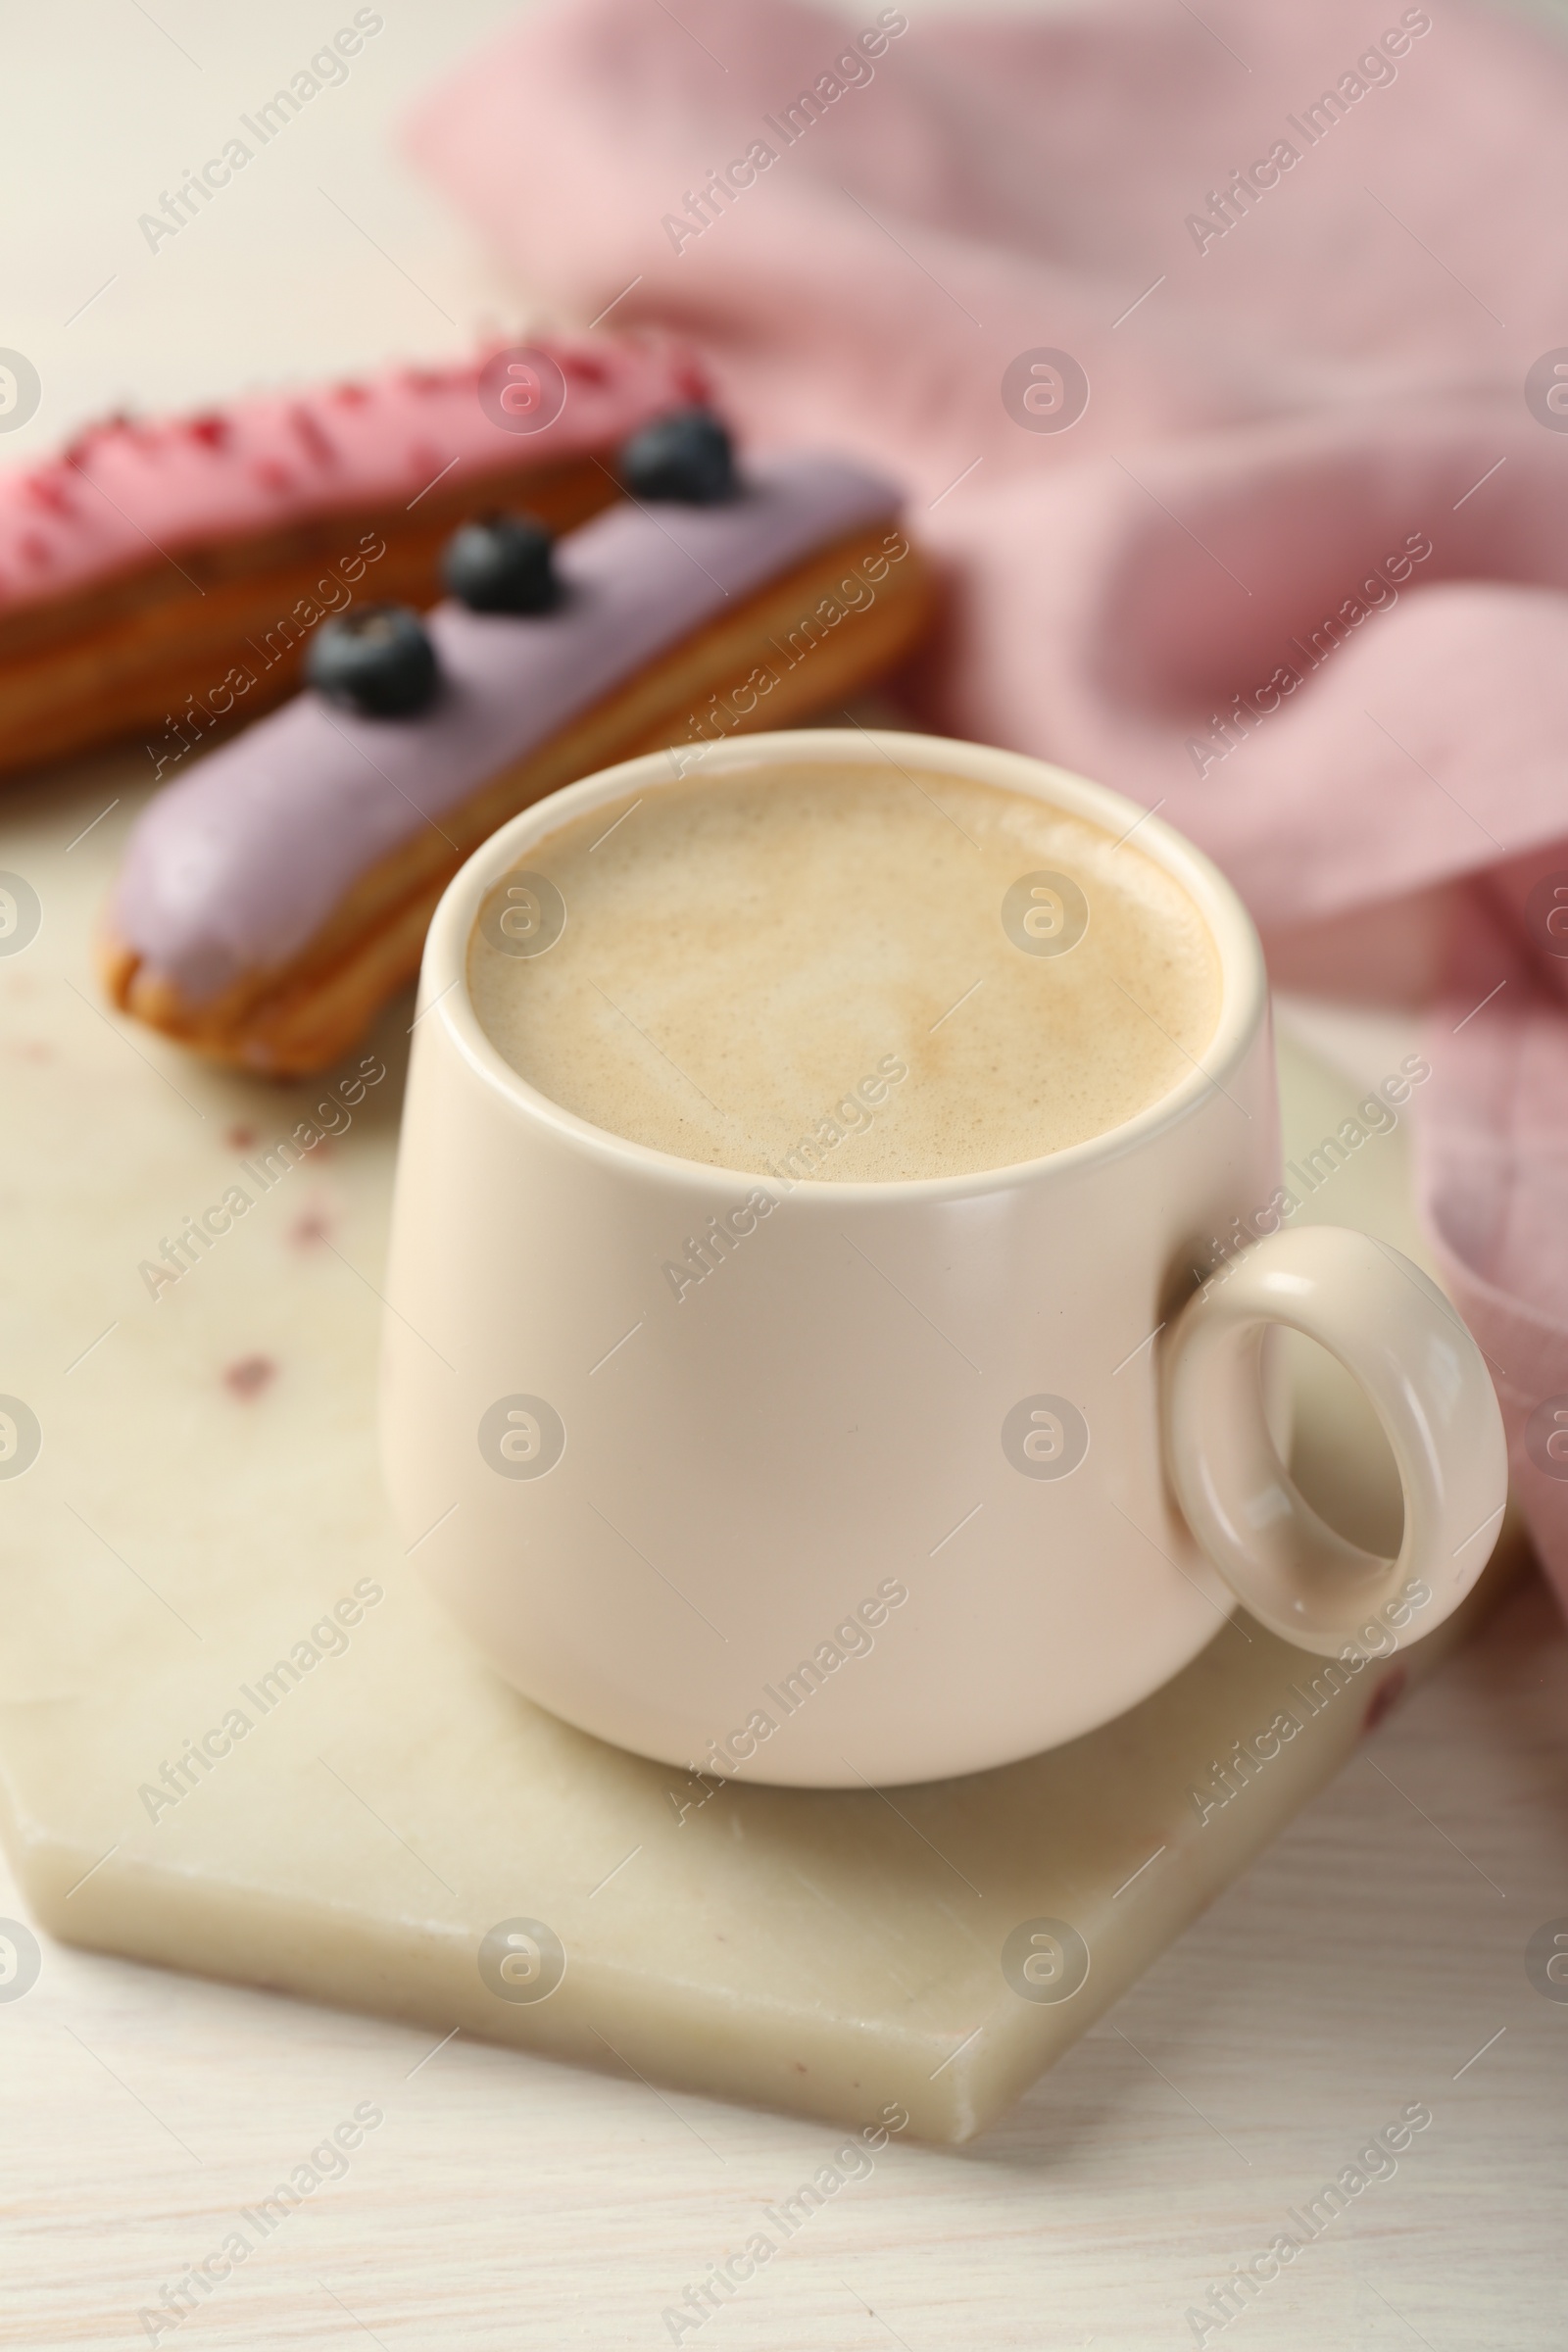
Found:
<box><xmin>1161</xmin><ymin>1225</ymin><xmax>1507</xmax><ymax>1654</ymax></box>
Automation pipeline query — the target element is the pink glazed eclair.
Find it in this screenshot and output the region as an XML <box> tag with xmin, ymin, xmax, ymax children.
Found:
<box><xmin>100</xmin><ymin>443</ymin><xmax>932</xmax><ymax>1075</ymax></box>
<box><xmin>0</xmin><ymin>336</ymin><xmax>709</xmax><ymax>775</ymax></box>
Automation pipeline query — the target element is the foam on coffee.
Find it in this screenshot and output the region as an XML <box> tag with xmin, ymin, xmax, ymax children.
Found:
<box><xmin>467</xmin><ymin>760</ymin><xmax>1223</xmax><ymax>1182</ymax></box>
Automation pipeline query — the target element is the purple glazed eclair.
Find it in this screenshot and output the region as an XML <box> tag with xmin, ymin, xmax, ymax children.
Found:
<box><xmin>100</xmin><ymin>450</ymin><xmax>933</xmax><ymax>1073</ymax></box>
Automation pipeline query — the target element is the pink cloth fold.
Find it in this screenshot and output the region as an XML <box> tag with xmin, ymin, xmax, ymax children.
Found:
<box><xmin>409</xmin><ymin>0</ymin><xmax>1568</xmax><ymax>1603</ymax></box>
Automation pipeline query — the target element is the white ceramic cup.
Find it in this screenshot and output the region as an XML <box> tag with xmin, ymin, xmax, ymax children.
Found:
<box><xmin>380</xmin><ymin>729</ymin><xmax>1506</xmax><ymax>1787</ymax></box>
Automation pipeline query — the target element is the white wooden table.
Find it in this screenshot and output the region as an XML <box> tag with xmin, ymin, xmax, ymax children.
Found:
<box><xmin>3</xmin><ymin>5</ymin><xmax>1565</xmax><ymax>2343</ymax></box>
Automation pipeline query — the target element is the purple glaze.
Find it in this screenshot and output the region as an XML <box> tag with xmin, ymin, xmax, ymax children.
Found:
<box><xmin>113</xmin><ymin>454</ymin><xmax>903</xmax><ymax>1004</ymax></box>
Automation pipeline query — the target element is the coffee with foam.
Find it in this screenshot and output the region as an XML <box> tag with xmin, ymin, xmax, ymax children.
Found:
<box><xmin>467</xmin><ymin>760</ymin><xmax>1222</xmax><ymax>1182</ymax></box>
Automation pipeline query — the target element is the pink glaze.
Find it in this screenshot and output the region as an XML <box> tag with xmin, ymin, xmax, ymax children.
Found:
<box><xmin>0</xmin><ymin>338</ymin><xmax>708</xmax><ymax>615</ymax></box>
<box><xmin>112</xmin><ymin>453</ymin><xmax>904</xmax><ymax>1006</ymax></box>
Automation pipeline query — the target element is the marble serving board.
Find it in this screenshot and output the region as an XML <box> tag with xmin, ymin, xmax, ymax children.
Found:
<box><xmin>0</xmin><ymin>755</ymin><xmax>1521</xmax><ymax>2145</ymax></box>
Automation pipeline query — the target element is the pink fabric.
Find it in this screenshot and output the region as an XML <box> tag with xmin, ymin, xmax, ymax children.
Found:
<box><xmin>409</xmin><ymin>0</ymin><xmax>1568</xmax><ymax>1603</ymax></box>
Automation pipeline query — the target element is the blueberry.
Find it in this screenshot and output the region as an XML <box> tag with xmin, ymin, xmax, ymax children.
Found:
<box><xmin>616</xmin><ymin>407</ymin><xmax>737</xmax><ymax>504</ymax></box>
<box><xmin>442</xmin><ymin>511</ymin><xmax>560</xmax><ymax>614</ymax></box>
<box><xmin>306</xmin><ymin>604</ymin><xmax>440</xmax><ymax>718</ymax></box>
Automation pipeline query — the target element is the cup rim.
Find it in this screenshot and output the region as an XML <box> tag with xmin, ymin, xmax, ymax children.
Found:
<box><xmin>418</xmin><ymin>727</ymin><xmax>1267</xmax><ymax>1202</ymax></box>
